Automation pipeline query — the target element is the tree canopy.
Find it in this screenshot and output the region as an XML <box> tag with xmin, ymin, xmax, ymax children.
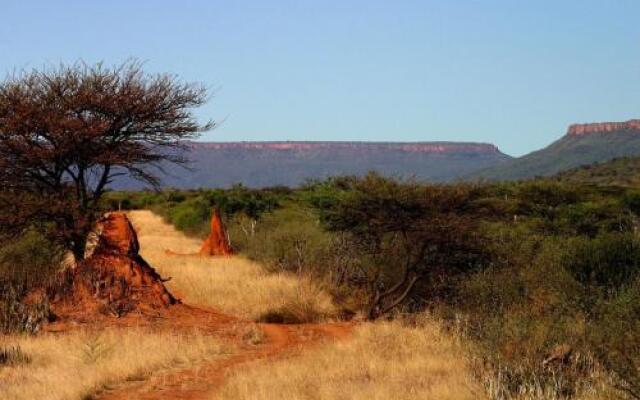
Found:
<box><xmin>0</xmin><ymin>61</ymin><xmax>212</xmax><ymax>259</ymax></box>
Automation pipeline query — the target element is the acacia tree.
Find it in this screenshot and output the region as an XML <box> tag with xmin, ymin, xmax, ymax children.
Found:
<box><xmin>0</xmin><ymin>61</ymin><xmax>212</xmax><ymax>261</ymax></box>
<box><xmin>318</xmin><ymin>174</ymin><xmax>487</xmax><ymax>320</ymax></box>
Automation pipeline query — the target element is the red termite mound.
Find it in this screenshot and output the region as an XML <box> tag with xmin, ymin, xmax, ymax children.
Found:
<box><xmin>199</xmin><ymin>208</ymin><xmax>234</xmax><ymax>256</ymax></box>
<box><xmin>56</xmin><ymin>212</ymin><xmax>177</xmax><ymax>317</ymax></box>
<box><xmin>164</xmin><ymin>208</ymin><xmax>233</xmax><ymax>257</ymax></box>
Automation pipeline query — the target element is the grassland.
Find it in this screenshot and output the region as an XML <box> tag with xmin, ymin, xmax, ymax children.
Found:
<box><xmin>216</xmin><ymin>318</ymin><xmax>486</xmax><ymax>400</ymax></box>
<box><xmin>0</xmin><ymin>209</ymin><xmax>549</xmax><ymax>400</ymax></box>
<box><xmin>0</xmin><ymin>329</ymin><xmax>224</xmax><ymax>400</ymax></box>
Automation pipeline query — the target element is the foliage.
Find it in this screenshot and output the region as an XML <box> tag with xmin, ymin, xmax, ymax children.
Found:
<box><xmin>306</xmin><ymin>173</ymin><xmax>489</xmax><ymax>319</ymax></box>
<box><xmin>0</xmin><ymin>230</ymin><xmax>62</xmax><ymax>334</ymax></box>
<box><xmin>0</xmin><ymin>60</ymin><xmax>211</xmax><ymax>259</ymax></box>
<box><xmin>555</xmin><ymin>156</ymin><xmax>640</xmax><ymax>188</ymax></box>
<box><xmin>0</xmin><ymin>230</ymin><xmax>64</xmax><ymax>288</ymax></box>
<box><xmin>589</xmin><ymin>280</ymin><xmax>640</xmax><ymax>399</ymax></box>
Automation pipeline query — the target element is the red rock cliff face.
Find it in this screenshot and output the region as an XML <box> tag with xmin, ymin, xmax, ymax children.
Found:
<box><xmin>567</xmin><ymin>120</ymin><xmax>640</xmax><ymax>136</ymax></box>
<box><xmin>191</xmin><ymin>141</ymin><xmax>502</xmax><ymax>154</ymax></box>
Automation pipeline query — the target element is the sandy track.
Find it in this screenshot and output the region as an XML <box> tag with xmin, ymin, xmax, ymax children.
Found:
<box><xmin>94</xmin><ymin>315</ymin><xmax>350</xmax><ymax>400</ymax></box>
<box><xmin>57</xmin><ymin>211</ymin><xmax>353</xmax><ymax>400</ymax></box>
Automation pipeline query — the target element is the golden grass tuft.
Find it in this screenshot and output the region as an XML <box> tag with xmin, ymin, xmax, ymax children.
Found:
<box><xmin>215</xmin><ymin>318</ymin><xmax>486</xmax><ymax>400</ymax></box>
<box><xmin>128</xmin><ymin>210</ymin><xmax>336</xmax><ymax>321</ymax></box>
<box><xmin>0</xmin><ymin>329</ymin><xmax>224</xmax><ymax>400</ymax></box>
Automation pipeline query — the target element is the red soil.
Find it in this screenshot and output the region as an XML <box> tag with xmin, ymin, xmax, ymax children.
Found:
<box><xmin>91</xmin><ymin>309</ymin><xmax>352</xmax><ymax>400</ymax></box>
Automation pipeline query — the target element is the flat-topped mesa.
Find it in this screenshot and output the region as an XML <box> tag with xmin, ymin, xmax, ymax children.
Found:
<box><xmin>567</xmin><ymin>119</ymin><xmax>640</xmax><ymax>136</ymax></box>
<box><xmin>191</xmin><ymin>141</ymin><xmax>502</xmax><ymax>154</ymax></box>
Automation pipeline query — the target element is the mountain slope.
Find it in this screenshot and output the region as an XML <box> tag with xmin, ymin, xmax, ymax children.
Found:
<box><xmin>471</xmin><ymin>120</ymin><xmax>640</xmax><ymax>181</ymax></box>
<box><xmin>553</xmin><ymin>156</ymin><xmax>640</xmax><ymax>187</ymax></box>
<box><xmin>113</xmin><ymin>141</ymin><xmax>511</xmax><ymax>189</ymax></box>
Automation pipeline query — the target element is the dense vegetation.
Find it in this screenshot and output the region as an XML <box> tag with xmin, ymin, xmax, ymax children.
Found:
<box><xmin>554</xmin><ymin>156</ymin><xmax>640</xmax><ymax>187</ymax></box>
<box><xmin>99</xmin><ymin>172</ymin><xmax>640</xmax><ymax>399</ymax></box>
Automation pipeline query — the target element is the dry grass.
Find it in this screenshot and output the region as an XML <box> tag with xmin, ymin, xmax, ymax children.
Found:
<box><xmin>128</xmin><ymin>210</ymin><xmax>336</xmax><ymax>321</ymax></box>
<box><xmin>0</xmin><ymin>328</ymin><xmax>225</xmax><ymax>400</ymax></box>
<box><xmin>215</xmin><ymin>318</ymin><xmax>486</xmax><ymax>400</ymax></box>
<box><xmin>1</xmin><ymin>210</ymin><xmax>492</xmax><ymax>399</ymax></box>
<box><xmin>129</xmin><ymin>210</ymin><xmax>490</xmax><ymax>400</ymax></box>
<box><xmin>472</xmin><ymin>357</ymin><xmax>619</xmax><ymax>400</ymax></box>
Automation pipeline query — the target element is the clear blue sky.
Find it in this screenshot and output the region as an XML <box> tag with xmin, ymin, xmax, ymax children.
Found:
<box><xmin>1</xmin><ymin>1</ymin><xmax>639</xmax><ymax>156</ymax></box>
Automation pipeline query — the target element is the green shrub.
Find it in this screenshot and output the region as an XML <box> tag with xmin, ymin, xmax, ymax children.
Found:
<box><xmin>0</xmin><ymin>230</ymin><xmax>63</xmax><ymax>288</ymax></box>
<box><xmin>622</xmin><ymin>190</ymin><xmax>640</xmax><ymax>215</ymax></box>
<box><xmin>453</xmin><ymin>231</ymin><xmax>618</xmax><ymax>399</ymax></box>
<box><xmin>563</xmin><ymin>233</ymin><xmax>640</xmax><ymax>293</ymax></box>
<box><xmin>589</xmin><ymin>280</ymin><xmax>640</xmax><ymax>399</ymax></box>
<box><xmin>242</xmin><ymin>205</ymin><xmax>332</xmax><ymax>275</ymax></box>
<box><xmin>0</xmin><ymin>231</ymin><xmax>61</xmax><ymax>334</ymax></box>
<box><xmin>167</xmin><ymin>197</ymin><xmax>211</xmax><ymax>236</ymax></box>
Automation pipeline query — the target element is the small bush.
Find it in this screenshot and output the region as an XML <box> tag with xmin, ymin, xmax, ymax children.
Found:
<box><xmin>256</xmin><ymin>283</ymin><xmax>335</xmax><ymax>324</ymax></box>
<box><xmin>81</xmin><ymin>334</ymin><xmax>113</xmax><ymax>364</ymax></box>
<box><xmin>622</xmin><ymin>190</ymin><xmax>640</xmax><ymax>215</ymax></box>
<box><xmin>242</xmin><ymin>206</ymin><xmax>332</xmax><ymax>276</ymax></box>
<box><xmin>256</xmin><ymin>300</ymin><xmax>326</xmax><ymax>324</ymax></box>
<box><xmin>241</xmin><ymin>325</ymin><xmax>266</xmax><ymax>345</ymax></box>
<box><xmin>167</xmin><ymin>197</ymin><xmax>211</xmax><ymax>236</ymax></box>
<box><xmin>0</xmin><ymin>231</ymin><xmax>59</xmax><ymax>334</ymax></box>
<box><xmin>563</xmin><ymin>233</ymin><xmax>640</xmax><ymax>293</ymax></box>
<box><xmin>0</xmin><ymin>230</ymin><xmax>64</xmax><ymax>288</ymax></box>
<box><xmin>0</xmin><ymin>283</ymin><xmax>54</xmax><ymax>334</ymax></box>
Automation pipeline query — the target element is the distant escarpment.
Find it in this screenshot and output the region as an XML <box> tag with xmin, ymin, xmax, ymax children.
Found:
<box><xmin>112</xmin><ymin>141</ymin><xmax>511</xmax><ymax>189</ymax></box>
<box><xmin>471</xmin><ymin>119</ymin><xmax>640</xmax><ymax>181</ymax></box>
<box><xmin>193</xmin><ymin>141</ymin><xmax>501</xmax><ymax>154</ymax></box>
<box><xmin>567</xmin><ymin>119</ymin><xmax>640</xmax><ymax>136</ymax></box>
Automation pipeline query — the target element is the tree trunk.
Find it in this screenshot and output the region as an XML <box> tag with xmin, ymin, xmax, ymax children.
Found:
<box><xmin>366</xmin><ymin>271</ymin><xmax>421</xmax><ymax>320</ymax></box>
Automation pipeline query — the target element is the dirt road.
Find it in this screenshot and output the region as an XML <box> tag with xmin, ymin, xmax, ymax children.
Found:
<box><xmin>93</xmin><ymin>307</ymin><xmax>350</xmax><ymax>400</ymax></box>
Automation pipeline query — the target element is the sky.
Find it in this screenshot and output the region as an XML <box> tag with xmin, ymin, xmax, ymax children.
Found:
<box><xmin>1</xmin><ymin>1</ymin><xmax>639</xmax><ymax>156</ymax></box>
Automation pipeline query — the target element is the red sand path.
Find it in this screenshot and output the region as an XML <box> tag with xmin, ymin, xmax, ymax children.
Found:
<box><xmin>93</xmin><ymin>313</ymin><xmax>351</xmax><ymax>400</ymax></box>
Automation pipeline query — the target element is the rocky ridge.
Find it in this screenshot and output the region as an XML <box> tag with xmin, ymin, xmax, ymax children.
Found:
<box><xmin>190</xmin><ymin>141</ymin><xmax>503</xmax><ymax>154</ymax></box>
<box><xmin>567</xmin><ymin>119</ymin><xmax>640</xmax><ymax>136</ymax></box>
